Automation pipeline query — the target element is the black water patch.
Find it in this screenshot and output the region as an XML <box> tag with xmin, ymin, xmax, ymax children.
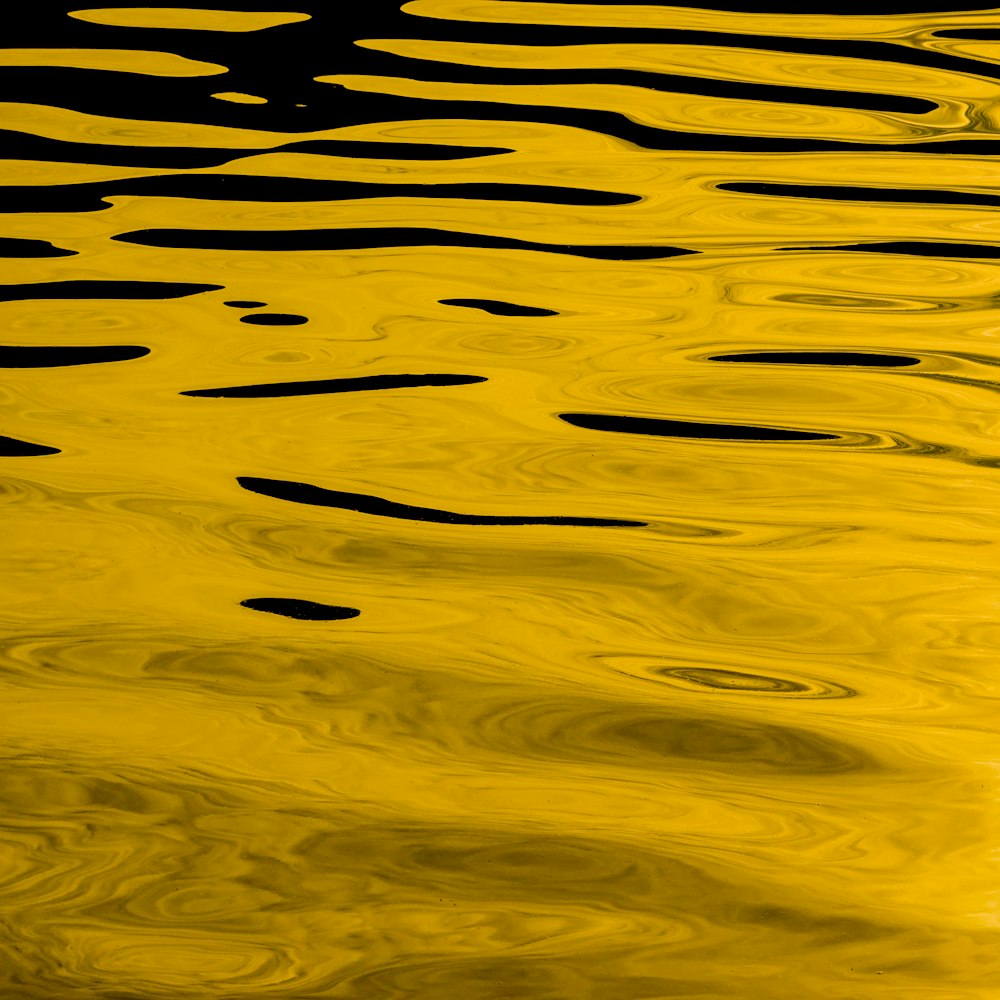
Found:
<box><xmin>112</xmin><ymin>228</ymin><xmax>695</xmax><ymax>261</ymax></box>
<box><xmin>441</xmin><ymin>298</ymin><xmax>558</xmax><ymax>317</ymax></box>
<box><xmin>237</xmin><ymin>476</ymin><xmax>646</xmax><ymax>527</ymax></box>
<box><xmin>0</xmin><ymin>131</ymin><xmax>507</xmax><ymax>171</ymax></box>
<box><xmin>793</xmin><ymin>242</ymin><xmax>1000</xmax><ymax>259</ymax></box>
<box><xmin>934</xmin><ymin>29</ymin><xmax>1000</xmax><ymax>39</ymax></box>
<box><xmin>708</xmin><ymin>351</ymin><xmax>920</xmax><ymax>367</ymax></box>
<box><xmin>241</xmin><ymin>598</ymin><xmax>360</xmax><ymax>622</ymax></box>
<box><xmin>0</xmin><ymin>434</ymin><xmax>60</xmax><ymax>456</ymax></box>
<box><xmin>182</xmin><ymin>373</ymin><xmax>486</xmax><ymax>398</ymax></box>
<box><xmin>3</xmin><ymin>0</ymin><xmax>997</xmax><ymax>161</ymax></box>
<box><xmin>0</xmin><ymin>175</ymin><xmax>638</xmax><ymax>213</ymax></box>
<box><xmin>719</xmin><ymin>182</ymin><xmax>1000</xmax><ymax>208</ymax></box>
<box><xmin>0</xmin><ymin>237</ymin><xmax>75</xmax><ymax>257</ymax></box>
<box><xmin>0</xmin><ymin>345</ymin><xmax>150</xmax><ymax>367</ymax></box>
<box><xmin>239</xmin><ymin>313</ymin><xmax>309</xmax><ymax>326</ymax></box>
<box><xmin>277</xmin><ymin>139</ymin><xmax>512</xmax><ymax>160</ymax></box>
<box><xmin>224</xmin><ymin>300</ymin><xmax>267</xmax><ymax>308</ymax></box>
<box><xmin>0</xmin><ymin>130</ymin><xmax>257</xmax><ymax>170</ymax></box>
<box><xmin>560</xmin><ymin>413</ymin><xmax>838</xmax><ymax>442</ymax></box>
<box><xmin>289</xmin><ymin>84</ymin><xmax>982</xmax><ymax>158</ymax></box>
<box><xmin>343</xmin><ymin>57</ymin><xmax>933</xmax><ymax>117</ymax></box>
<box><xmin>494</xmin><ymin>0</ymin><xmax>1000</xmax><ymax>10</ymax></box>
<box><xmin>345</xmin><ymin>15</ymin><xmax>1000</xmax><ymax>94</ymax></box>
<box><xmin>0</xmin><ymin>280</ymin><xmax>223</xmax><ymax>302</ymax></box>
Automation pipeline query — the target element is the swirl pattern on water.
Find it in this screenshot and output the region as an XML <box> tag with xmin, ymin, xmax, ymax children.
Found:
<box><xmin>1</xmin><ymin>2</ymin><xmax>1000</xmax><ymax>998</ymax></box>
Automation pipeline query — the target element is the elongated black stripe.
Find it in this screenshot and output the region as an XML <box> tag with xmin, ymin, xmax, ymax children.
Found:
<box><xmin>707</xmin><ymin>351</ymin><xmax>919</xmax><ymax>367</ymax></box>
<box><xmin>719</xmin><ymin>182</ymin><xmax>1000</xmax><ymax>208</ymax></box>
<box><xmin>241</xmin><ymin>598</ymin><xmax>360</xmax><ymax>621</ymax></box>
<box><xmin>112</xmin><ymin>228</ymin><xmax>695</xmax><ymax>260</ymax></box>
<box><xmin>182</xmin><ymin>374</ymin><xmax>486</xmax><ymax>398</ymax></box>
<box><xmin>560</xmin><ymin>413</ymin><xmax>839</xmax><ymax>442</ymax></box>
<box><xmin>440</xmin><ymin>299</ymin><xmax>558</xmax><ymax>317</ymax></box>
<box><xmin>0</xmin><ymin>130</ymin><xmax>510</xmax><ymax>169</ymax></box>
<box><xmin>328</xmin><ymin>62</ymin><xmax>932</xmax><ymax>116</ymax></box>
<box><xmin>237</xmin><ymin>476</ymin><xmax>645</xmax><ymax>527</ymax></box>
<box><xmin>788</xmin><ymin>242</ymin><xmax>1000</xmax><ymax>258</ymax></box>
<box><xmin>0</xmin><ymin>434</ymin><xmax>60</xmax><ymax>456</ymax></box>
<box><xmin>0</xmin><ymin>237</ymin><xmax>75</xmax><ymax>257</ymax></box>
<box><xmin>0</xmin><ymin>281</ymin><xmax>222</xmax><ymax>302</ymax></box>
<box><xmin>0</xmin><ymin>176</ymin><xmax>637</xmax><ymax>214</ymax></box>
<box><xmin>0</xmin><ymin>346</ymin><xmax>150</xmax><ymax>367</ymax></box>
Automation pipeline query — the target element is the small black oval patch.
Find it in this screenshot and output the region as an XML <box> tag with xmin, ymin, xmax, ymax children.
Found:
<box><xmin>239</xmin><ymin>313</ymin><xmax>309</xmax><ymax>326</ymax></box>
<box><xmin>240</xmin><ymin>598</ymin><xmax>361</xmax><ymax>621</ymax></box>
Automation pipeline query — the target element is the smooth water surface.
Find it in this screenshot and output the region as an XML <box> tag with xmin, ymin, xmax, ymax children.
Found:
<box><xmin>2</xmin><ymin>3</ymin><xmax>1000</xmax><ymax>997</ymax></box>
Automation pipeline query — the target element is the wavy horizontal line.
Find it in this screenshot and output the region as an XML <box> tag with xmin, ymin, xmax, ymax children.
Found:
<box><xmin>182</xmin><ymin>374</ymin><xmax>486</xmax><ymax>398</ymax></box>
<box><xmin>787</xmin><ymin>241</ymin><xmax>1000</xmax><ymax>258</ymax></box>
<box><xmin>720</xmin><ymin>182</ymin><xmax>1000</xmax><ymax>207</ymax></box>
<box><xmin>340</xmin><ymin>57</ymin><xmax>933</xmax><ymax>116</ymax></box>
<box><xmin>237</xmin><ymin>476</ymin><xmax>646</xmax><ymax>527</ymax></box>
<box><xmin>0</xmin><ymin>175</ymin><xmax>637</xmax><ymax>213</ymax></box>
<box><xmin>0</xmin><ymin>280</ymin><xmax>222</xmax><ymax>302</ymax></box>
<box><xmin>933</xmin><ymin>28</ymin><xmax>1000</xmax><ymax>39</ymax></box>
<box><xmin>440</xmin><ymin>298</ymin><xmax>557</xmax><ymax>317</ymax></box>
<box><xmin>0</xmin><ymin>129</ymin><xmax>509</xmax><ymax>168</ymax></box>
<box><xmin>560</xmin><ymin>413</ymin><xmax>839</xmax><ymax>442</ymax></box>
<box><xmin>111</xmin><ymin>228</ymin><xmax>696</xmax><ymax>260</ymax></box>
<box><xmin>707</xmin><ymin>351</ymin><xmax>919</xmax><ymax>367</ymax></box>
<box><xmin>0</xmin><ymin>346</ymin><xmax>150</xmax><ymax>367</ymax></box>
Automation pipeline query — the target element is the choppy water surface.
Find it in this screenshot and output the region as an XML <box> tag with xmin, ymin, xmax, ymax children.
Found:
<box><xmin>3</xmin><ymin>2</ymin><xmax>1000</xmax><ymax>997</ymax></box>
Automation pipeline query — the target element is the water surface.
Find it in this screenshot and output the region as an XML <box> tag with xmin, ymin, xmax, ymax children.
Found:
<box><xmin>2</xmin><ymin>2</ymin><xmax>1000</xmax><ymax>998</ymax></box>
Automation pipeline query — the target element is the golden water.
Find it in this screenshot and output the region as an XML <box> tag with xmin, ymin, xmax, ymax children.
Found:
<box><xmin>3</xmin><ymin>3</ymin><xmax>1000</xmax><ymax>997</ymax></box>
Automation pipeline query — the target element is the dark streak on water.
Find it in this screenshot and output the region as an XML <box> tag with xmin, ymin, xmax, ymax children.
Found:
<box><xmin>0</xmin><ymin>236</ymin><xmax>75</xmax><ymax>257</ymax></box>
<box><xmin>238</xmin><ymin>314</ymin><xmax>309</xmax><ymax>326</ymax></box>
<box><xmin>182</xmin><ymin>374</ymin><xmax>487</xmax><ymax>398</ymax></box>
<box><xmin>111</xmin><ymin>228</ymin><xmax>697</xmax><ymax>259</ymax></box>
<box><xmin>560</xmin><ymin>413</ymin><xmax>841</xmax><ymax>441</ymax></box>
<box><xmin>0</xmin><ymin>346</ymin><xmax>151</xmax><ymax>367</ymax></box>
<box><xmin>788</xmin><ymin>242</ymin><xmax>1000</xmax><ymax>258</ymax></box>
<box><xmin>720</xmin><ymin>182</ymin><xmax>1000</xmax><ymax>208</ymax></box>
<box><xmin>237</xmin><ymin>476</ymin><xmax>647</xmax><ymax>527</ymax></box>
<box><xmin>0</xmin><ymin>176</ymin><xmax>639</xmax><ymax>213</ymax></box>
<box><xmin>440</xmin><ymin>298</ymin><xmax>559</xmax><ymax>317</ymax></box>
<box><xmin>707</xmin><ymin>351</ymin><xmax>921</xmax><ymax>367</ymax></box>
<box><xmin>240</xmin><ymin>597</ymin><xmax>361</xmax><ymax>621</ymax></box>
<box><xmin>0</xmin><ymin>281</ymin><xmax>223</xmax><ymax>301</ymax></box>
<box><xmin>0</xmin><ymin>434</ymin><xmax>61</xmax><ymax>456</ymax></box>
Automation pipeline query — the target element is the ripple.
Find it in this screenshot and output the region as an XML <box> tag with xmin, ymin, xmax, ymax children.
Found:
<box><xmin>439</xmin><ymin>297</ymin><xmax>558</xmax><ymax>316</ymax></box>
<box><xmin>181</xmin><ymin>373</ymin><xmax>487</xmax><ymax>398</ymax></box>
<box><xmin>560</xmin><ymin>412</ymin><xmax>840</xmax><ymax>442</ymax></box>
<box><xmin>649</xmin><ymin>666</ymin><xmax>857</xmax><ymax>699</ymax></box>
<box><xmin>706</xmin><ymin>350</ymin><xmax>920</xmax><ymax>367</ymax></box>
<box><xmin>111</xmin><ymin>227</ymin><xmax>698</xmax><ymax>260</ymax></box>
<box><xmin>470</xmin><ymin>698</ymin><xmax>878</xmax><ymax>776</ymax></box>
<box><xmin>237</xmin><ymin>475</ymin><xmax>647</xmax><ymax>527</ymax></box>
<box><xmin>791</xmin><ymin>241</ymin><xmax>1000</xmax><ymax>258</ymax></box>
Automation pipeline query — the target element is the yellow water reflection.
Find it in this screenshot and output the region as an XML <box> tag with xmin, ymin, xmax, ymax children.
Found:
<box><xmin>1</xmin><ymin>3</ymin><xmax>999</xmax><ymax>998</ymax></box>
